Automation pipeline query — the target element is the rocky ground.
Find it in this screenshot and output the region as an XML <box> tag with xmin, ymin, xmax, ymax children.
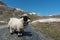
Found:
<box><xmin>0</xmin><ymin>24</ymin><xmax>54</xmax><ymax>40</ymax></box>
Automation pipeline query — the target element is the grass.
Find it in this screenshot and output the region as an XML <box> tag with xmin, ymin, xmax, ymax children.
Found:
<box><xmin>32</xmin><ymin>22</ymin><xmax>60</xmax><ymax>40</ymax></box>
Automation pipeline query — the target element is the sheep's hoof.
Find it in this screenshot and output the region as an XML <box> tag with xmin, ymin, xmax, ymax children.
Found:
<box><xmin>18</xmin><ymin>33</ymin><xmax>23</xmax><ymax>37</ymax></box>
<box><xmin>10</xmin><ymin>33</ymin><xmax>13</xmax><ymax>35</ymax></box>
<box><xmin>18</xmin><ymin>35</ymin><xmax>21</xmax><ymax>37</ymax></box>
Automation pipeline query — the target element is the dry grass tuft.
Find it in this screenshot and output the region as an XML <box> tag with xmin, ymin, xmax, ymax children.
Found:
<box><xmin>32</xmin><ymin>22</ymin><xmax>60</xmax><ymax>40</ymax></box>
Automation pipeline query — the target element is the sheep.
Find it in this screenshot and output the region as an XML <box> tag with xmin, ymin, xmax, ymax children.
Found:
<box><xmin>8</xmin><ymin>18</ymin><xmax>24</xmax><ymax>36</ymax></box>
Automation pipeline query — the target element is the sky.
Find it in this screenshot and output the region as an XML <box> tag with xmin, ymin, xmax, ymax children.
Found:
<box><xmin>2</xmin><ymin>0</ymin><xmax>60</xmax><ymax>16</ymax></box>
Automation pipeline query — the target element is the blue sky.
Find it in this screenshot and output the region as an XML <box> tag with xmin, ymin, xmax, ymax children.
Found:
<box><xmin>2</xmin><ymin>0</ymin><xmax>60</xmax><ymax>16</ymax></box>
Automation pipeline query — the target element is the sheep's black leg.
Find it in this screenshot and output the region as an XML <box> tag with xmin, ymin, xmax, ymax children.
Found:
<box><xmin>18</xmin><ymin>31</ymin><xmax>23</xmax><ymax>37</ymax></box>
<box><xmin>18</xmin><ymin>30</ymin><xmax>24</xmax><ymax>37</ymax></box>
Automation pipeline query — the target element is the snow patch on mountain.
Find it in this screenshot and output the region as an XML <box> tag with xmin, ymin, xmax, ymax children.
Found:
<box><xmin>29</xmin><ymin>12</ymin><xmax>37</xmax><ymax>15</ymax></box>
<box><xmin>16</xmin><ymin>8</ymin><xmax>24</xmax><ymax>11</ymax></box>
<box><xmin>32</xmin><ymin>18</ymin><xmax>60</xmax><ymax>23</ymax></box>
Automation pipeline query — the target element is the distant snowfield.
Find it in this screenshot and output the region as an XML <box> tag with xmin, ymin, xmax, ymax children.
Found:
<box><xmin>32</xmin><ymin>18</ymin><xmax>60</xmax><ymax>23</ymax></box>
<box><xmin>0</xmin><ymin>21</ymin><xmax>7</xmax><ymax>23</ymax></box>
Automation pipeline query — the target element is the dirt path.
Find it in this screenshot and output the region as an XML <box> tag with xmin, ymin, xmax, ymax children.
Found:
<box><xmin>0</xmin><ymin>24</ymin><xmax>54</xmax><ymax>40</ymax></box>
<box><xmin>0</xmin><ymin>25</ymin><xmax>8</xmax><ymax>29</ymax></box>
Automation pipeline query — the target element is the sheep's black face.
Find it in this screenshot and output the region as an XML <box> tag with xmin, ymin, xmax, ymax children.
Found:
<box><xmin>22</xmin><ymin>16</ymin><xmax>29</xmax><ymax>22</ymax></box>
<box><xmin>21</xmin><ymin>16</ymin><xmax>29</xmax><ymax>26</ymax></box>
